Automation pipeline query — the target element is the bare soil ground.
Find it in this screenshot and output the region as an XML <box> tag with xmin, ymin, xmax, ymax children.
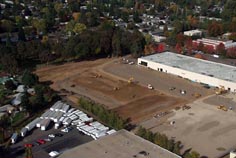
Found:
<box><xmin>152</xmin><ymin>95</ymin><xmax>236</xmax><ymax>158</ymax></box>
<box><xmin>35</xmin><ymin>58</ymin><xmax>186</xmax><ymax>124</ymax></box>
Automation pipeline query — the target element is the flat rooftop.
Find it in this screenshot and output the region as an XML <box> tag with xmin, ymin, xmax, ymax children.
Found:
<box><xmin>58</xmin><ymin>130</ymin><xmax>181</xmax><ymax>158</ymax></box>
<box><xmin>140</xmin><ymin>52</ymin><xmax>236</xmax><ymax>82</ymax></box>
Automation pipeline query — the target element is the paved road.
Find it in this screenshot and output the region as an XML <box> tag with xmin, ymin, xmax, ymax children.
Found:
<box><xmin>9</xmin><ymin>126</ymin><xmax>93</xmax><ymax>158</ymax></box>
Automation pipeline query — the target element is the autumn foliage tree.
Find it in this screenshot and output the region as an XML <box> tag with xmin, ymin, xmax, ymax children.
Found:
<box><xmin>207</xmin><ymin>21</ymin><xmax>223</xmax><ymax>37</ymax></box>
<box><xmin>226</xmin><ymin>47</ymin><xmax>236</xmax><ymax>58</ymax></box>
<box><xmin>216</xmin><ymin>43</ymin><xmax>226</xmax><ymax>55</ymax></box>
<box><xmin>194</xmin><ymin>54</ymin><xmax>206</xmax><ymax>60</ymax></box>
<box><xmin>184</xmin><ymin>37</ymin><xmax>193</xmax><ymax>54</ymax></box>
<box><xmin>175</xmin><ymin>43</ymin><xmax>183</xmax><ymax>54</ymax></box>
<box><xmin>229</xmin><ymin>32</ymin><xmax>236</xmax><ymax>41</ymax></box>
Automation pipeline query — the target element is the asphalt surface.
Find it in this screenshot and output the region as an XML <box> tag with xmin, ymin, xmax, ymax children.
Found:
<box><xmin>102</xmin><ymin>58</ymin><xmax>214</xmax><ymax>100</ymax></box>
<box><xmin>9</xmin><ymin>125</ymin><xmax>93</xmax><ymax>158</ymax></box>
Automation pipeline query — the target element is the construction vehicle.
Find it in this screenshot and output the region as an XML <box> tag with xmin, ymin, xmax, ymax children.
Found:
<box><xmin>192</xmin><ymin>93</ymin><xmax>201</xmax><ymax>98</ymax></box>
<box><xmin>215</xmin><ymin>86</ymin><xmax>227</xmax><ymax>95</ymax></box>
<box><xmin>92</xmin><ymin>73</ymin><xmax>102</xmax><ymax>78</ymax></box>
<box><xmin>180</xmin><ymin>90</ymin><xmax>186</xmax><ymax>95</ymax></box>
<box><xmin>182</xmin><ymin>105</ymin><xmax>191</xmax><ymax>110</ymax></box>
<box><xmin>113</xmin><ymin>87</ymin><xmax>119</xmax><ymax>91</ymax></box>
<box><xmin>147</xmin><ymin>84</ymin><xmax>154</xmax><ymax>90</ymax></box>
<box><xmin>217</xmin><ymin>105</ymin><xmax>228</xmax><ymax>111</ymax></box>
<box><xmin>128</xmin><ymin>77</ymin><xmax>134</xmax><ymax>84</ymax></box>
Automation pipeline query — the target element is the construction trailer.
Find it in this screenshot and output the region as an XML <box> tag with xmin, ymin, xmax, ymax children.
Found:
<box><xmin>40</xmin><ymin>119</ymin><xmax>51</xmax><ymax>131</ymax></box>
<box><xmin>61</xmin><ymin>104</ymin><xmax>70</xmax><ymax>113</ymax></box>
<box><xmin>20</xmin><ymin>127</ymin><xmax>28</xmax><ymax>137</ymax></box>
<box><xmin>11</xmin><ymin>133</ymin><xmax>18</xmax><ymax>144</ymax></box>
<box><xmin>55</xmin><ymin>121</ymin><xmax>62</xmax><ymax>129</ymax></box>
<box><xmin>36</xmin><ymin>119</ymin><xmax>45</xmax><ymax>128</ymax></box>
<box><xmin>25</xmin><ymin>117</ymin><xmax>41</xmax><ymax>131</ymax></box>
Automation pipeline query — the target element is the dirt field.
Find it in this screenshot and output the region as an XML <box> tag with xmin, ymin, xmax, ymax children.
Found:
<box><xmin>35</xmin><ymin>58</ymin><xmax>186</xmax><ymax>124</ymax></box>
<box><xmin>150</xmin><ymin>94</ymin><xmax>236</xmax><ymax>158</ymax></box>
<box><xmin>102</xmin><ymin>58</ymin><xmax>214</xmax><ymax>100</ymax></box>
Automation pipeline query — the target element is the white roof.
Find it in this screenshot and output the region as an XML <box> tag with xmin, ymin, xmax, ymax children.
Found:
<box><xmin>16</xmin><ymin>85</ymin><xmax>25</xmax><ymax>93</ymax></box>
<box><xmin>11</xmin><ymin>93</ymin><xmax>24</xmax><ymax>105</ymax></box>
<box><xmin>58</xmin><ymin>130</ymin><xmax>181</xmax><ymax>158</ymax></box>
<box><xmin>140</xmin><ymin>52</ymin><xmax>236</xmax><ymax>83</ymax></box>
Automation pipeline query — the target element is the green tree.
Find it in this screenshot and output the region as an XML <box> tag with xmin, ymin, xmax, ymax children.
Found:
<box><xmin>173</xmin><ymin>141</ymin><xmax>182</xmax><ymax>155</ymax></box>
<box><xmin>0</xmin><ymin>54</ymin><xmax>19</xmax><ymax>74</ymax></box>
<box><xmin>22</xmin><ymin>70</ymin><xmax>39</xmax><ymax>87</ymax></box>
<box><xmin>73</xmin><ymin>23</ymin><xmax>87</xmax><ymax>34</ymax></box>
<box><xmin>4</xmin><ymin>80</ymin><xmax>16</xmax><ymax>90</ymax></box>
<box><xmin>18</xmin><ymin>27</ymin><xmax>26</xmax><ymax>41</ymax></box>
<box><xmin>32</xmin><ymin>19</ymin><xmax>47</xmax><ymax>34</ymax></box>
<box><xmin>0</xmin><ymin>20</ymin><xmax>14</xmax><ymax>33</ymax></box>
<box><xmin>21</xmin><ymin>92</ymin><xmax>31</xmax><ymax>112</ymax></box>
<box><xmin>25</xmin><ymin>146</ymin><xmax>33</xmax><ymax>158</ymax></box>
<box><xmin>65</xmin><ymin>20</ymin><xmax>76</xmax><ymax>34</ymax></box>
<box><xmin>0</xmin><ymin>115</ymin><xmax>9</xmax><ymax>143</ymax></box>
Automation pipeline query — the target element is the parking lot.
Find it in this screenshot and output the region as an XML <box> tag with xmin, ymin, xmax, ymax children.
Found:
<box><xmin>9</xmin><ymin>125</ymin><xmax>93</xmax><ymax>158</ymax></box>
<box><xmin>102</xmin><ymin>57</ymin><xmax>214</xmax><ymax>100</ymax></box>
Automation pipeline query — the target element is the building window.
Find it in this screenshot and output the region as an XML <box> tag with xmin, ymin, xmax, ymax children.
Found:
<box><xmin>140</xmin><ymin>61</ymin><xmax>147</xmax><ymax>66</ymax></box>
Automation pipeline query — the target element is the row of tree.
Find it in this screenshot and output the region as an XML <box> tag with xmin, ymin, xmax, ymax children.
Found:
<box><xmin>0</xmin><ymin>21</ymin><xmax>146</xmax><ymax>74</ymax></box>
<box><xmin>20</xmin><ymin>71</ymin><xmax>58</xmax><ymax>114</ymax></box>
<box><xmin>78</xmin><ymin>98</ymin><xmax>128</xmax><ymax>130</ymax></box>
<box><xmin>173</xmin><ymin>32</ymin><xmax>236</xmax><ymax>59</ymax></box>
<box><xmin>136</xmin><ymin>126</ymin><xmax>201</xmax><ymax>158</ymax></box>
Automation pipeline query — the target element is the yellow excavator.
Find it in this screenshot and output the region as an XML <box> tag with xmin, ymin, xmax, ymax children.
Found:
<box><xmin>215</xmin><ymin>86</ymin><xmax>227</xmax><ymax>95</ymax></box>
<box><xmin>217</xmin><ymin>105</ymin><xmax>228</xmax><ymax>111</ymax></box>
<box><xmin>128</xmin><ymin>77</ymin><xmax>134</xmax><ymax>84</ymax></box>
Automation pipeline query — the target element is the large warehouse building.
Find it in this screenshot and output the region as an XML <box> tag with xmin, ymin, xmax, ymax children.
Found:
<box><xmin>138</xmin><ymin>52</ymin><xmax>236</xmax><ymax>92</ymax></box>
<box><xmin>59</xmin><ymin>130</ymin><xmax>181</xmax><ymax>158</ymax></box>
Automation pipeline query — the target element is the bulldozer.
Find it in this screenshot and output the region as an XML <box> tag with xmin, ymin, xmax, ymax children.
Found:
<box><xmin>192</xmin><ymin>93</ymin><xmax>201</xmax><ymax>98</ymax></box>
<box><xmin>215</xmin><ymin>86</ymin><xmax>227</xmax><ymax>95</ymax></box>
<box><xmin>113</xmin><ymin>87</ymin><xmax>120</xmax><ymax>91</ymax></box>
<box><xmin>217</xmin><ymin>105</ymin><xmax>228</xmax><ymax>111</ymax></box>
<box><xmin>128</xmin><ymin>77</ymin><xmax>134</xmax><ymax>84</ymax></box>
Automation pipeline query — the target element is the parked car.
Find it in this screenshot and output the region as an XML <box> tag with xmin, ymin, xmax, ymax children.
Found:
<box><xmin>48</xmin><ymin>134</ymin><xmax>55</xmax><ymax>138</ymax></box>
<box><xmin>61</xmin><ymin>126</ymin><xmax>73</xmax><ymax>133</ymax></box>
<box><xmin>49</xmin><ymin>151</ymin><xmax>60</xmax><ymax>157</ymax></box>
<box><xmin>33</xmin><ymin>142</ymin><xmax>40</xmax><ymax>146</ymax></box>
<box><xmin>37</xmin><ymin>139</ymin><xmax>46</xmax><ymax>145</ymax></box>
<box><xmin>169</xmin><ymin>87</ymin><xmax>176</xmax><ymax>91</ymax></box>
<box><xmin>44</xmin><ymin>138</ymin><xmax>53</xmax><ymax>142</ymax></box>
<box><xmin>24</xmin><ymin>143</ymin><xmax>33</xmax><ymax>148</ymax></box>
<box><xmin>55</xmin><ymin>133</ymin><xmax>63</xmax><ymax>137</ymax></box>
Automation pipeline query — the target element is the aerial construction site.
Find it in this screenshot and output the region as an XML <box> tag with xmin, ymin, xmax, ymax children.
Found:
<box><xmin>36</xmin><ymin>56</ymin><xmax>236</xmax><ymax>157</ymax></box>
